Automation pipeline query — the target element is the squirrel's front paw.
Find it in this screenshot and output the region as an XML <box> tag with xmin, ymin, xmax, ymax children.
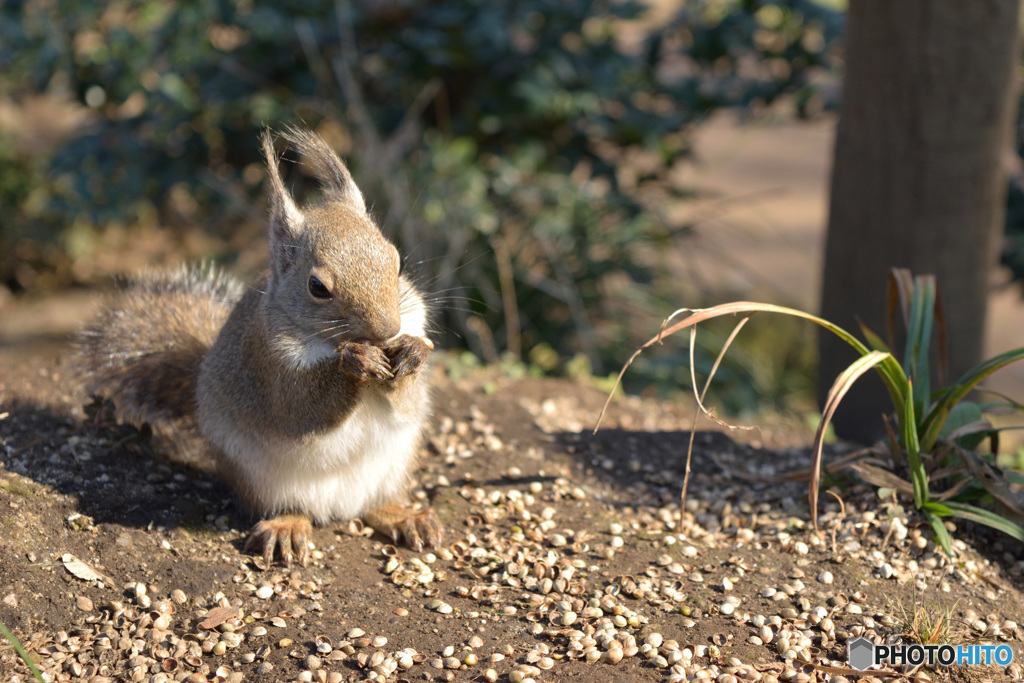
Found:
<box><xmin>244</xmin><ymin>514</ymin><xmax>312</xmax><ymax>567</ymax></box>
<box><xmin>363</xmin><ymin>504</ymin><xmax>443</xmax><ymax>552</ymax></box>
<box><xmin>338</xmin><ymin>341</ymin><xmax>393</xmax><ymax>382</ymax></box>
<box><xmin>382</xmin><ymin>335</ymin><xmax>433</xmax><ymax>380</ymax></box>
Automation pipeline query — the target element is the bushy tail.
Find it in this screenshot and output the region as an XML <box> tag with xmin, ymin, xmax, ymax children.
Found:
<box><xmin>74</xmin><ymin>264</ymin><xmax>243</xmax><ymax>466</ymax></box>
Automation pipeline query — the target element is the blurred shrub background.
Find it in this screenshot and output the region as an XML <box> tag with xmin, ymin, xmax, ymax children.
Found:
<box><xmin>0</xmin><ymin>0</ymin><xmax>843</xmax><ymax>412</ymax></box>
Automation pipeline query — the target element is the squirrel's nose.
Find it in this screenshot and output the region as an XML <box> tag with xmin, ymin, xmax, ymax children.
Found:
<box><xmin>359</xmin><ymin>313</ymin><xmax>402</xmax><ymax>345</ymax></box>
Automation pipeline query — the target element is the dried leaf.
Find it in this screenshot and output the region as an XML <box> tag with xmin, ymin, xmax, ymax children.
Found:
<box><xmin>61</xmin><ymin>554</ymin><xmax>114</xmax><ymax>585</ymax></box>
<box><xmin>957</xmin><ymin>447</ymin><xmax>1024</xmax><ymax>527</ymax></box>
<box><xmin>845</xmin><ymin>461</ymin><xmax>914</xmax><ymax>495</ymax></box>
<box><xmin>198</xmin><ymin>606</ymin><xmax>241</xmax><ymax>631</ymax></box>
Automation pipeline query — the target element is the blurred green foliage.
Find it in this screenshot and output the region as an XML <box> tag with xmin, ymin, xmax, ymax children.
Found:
<box><xmin>0</xmin><ymin>0</ymin><xmax>841</xmax><ymax>405</ymax></box>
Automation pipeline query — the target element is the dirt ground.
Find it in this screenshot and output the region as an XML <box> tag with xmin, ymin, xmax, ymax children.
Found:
<box><xmin>1</xmin><ymin>339</ymin><xmax>1022</xmax><ymax>683</ymax></box>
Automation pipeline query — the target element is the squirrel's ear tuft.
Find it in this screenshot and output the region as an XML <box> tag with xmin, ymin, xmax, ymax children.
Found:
<box><xmin>261</xmin><ymin>130</ymin><xmax>305</xmax><ymax>274</ymax></box>
<box><xmin>280</xmin><ymin>126</ymin><xmax>367</xmax><ymax>214</ymax></box>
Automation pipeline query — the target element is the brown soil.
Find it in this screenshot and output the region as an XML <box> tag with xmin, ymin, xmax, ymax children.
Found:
<box><xmin>0</xmin><ymin>346</ymin><xmax>1022</xmax><ymax>683</ymax></box>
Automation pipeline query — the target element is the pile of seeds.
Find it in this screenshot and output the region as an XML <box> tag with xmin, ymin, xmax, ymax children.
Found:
<box><xmin>1</xmin><ymin>375</ymin><xmax>1023</xmax><ymax>682</ymax></box>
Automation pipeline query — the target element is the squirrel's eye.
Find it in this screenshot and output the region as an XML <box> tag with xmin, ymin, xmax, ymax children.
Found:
<box><xmin>308</xmin><ymin>276</ymin><xmax>331</xmax><ymax>300</ymax></box>
<box><xmin>398</xmin><ymin>256</ymin><xmax>407</xmax><ymax>275</ymax></box>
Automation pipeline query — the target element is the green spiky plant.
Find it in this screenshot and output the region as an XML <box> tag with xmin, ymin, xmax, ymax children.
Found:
<box><xmin>889</xmin><ymin>595</ymin><xmax>960</xmax><ymax>647</ymax></box>
<box><xmin>597</xmin><ymin>267</ymin><xmax>1024</xmax><ymax>555</ymax></box>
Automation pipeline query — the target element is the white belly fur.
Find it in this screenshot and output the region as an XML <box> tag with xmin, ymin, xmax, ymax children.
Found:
<box><xmin>212</xmin><ymin>388</ymin><xmax>423</xmax><ymax>523</ymax></box>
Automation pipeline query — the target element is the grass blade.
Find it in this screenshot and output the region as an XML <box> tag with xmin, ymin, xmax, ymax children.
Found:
<box><xmin>903</xmin><ymin>276</ymin><xmax>935</xmax><ymax>420</ymax></box>
<box><xmin>810</xmin><ymin>350</ymin><xmax>892</xmax><ymax>529</ymax></box>
<box><xmin>697</xmin><ymin>315</ymin><xmax>752</xmax><ymax>404</ymax></box>
<box><xmin>902</xmin><ymin>379</ymin><xmax>929</xmax><ymax>508</ymax></box>
<box><xmin>920</xmin><ymin>346</ymin><xmax>1024</xmax><ymax>450</ymax></box>
<box><xmin>886</xmin><ymin>267</ymin><xmax>914</xmax><ymax>351</ymax></box>
<box><xmin>857</xmin><ymin>318</ymin><xmax>892</xmax><ymax>354</ymax></box>
<box><xmin>937</xmin><ymin>403</ymin><xmax>985</xmax><ymax>441</ymax></box>
<box><xmin>594</xmin><ymin>302</ymin><xmax>909</xmax><ymax>432</ymax></box>
<box><xmin>0</xmin><ymin>620</ymin><xmax>44</xmax><ymax>682</ymax></box>
<box><xmin>679</xmin><ymin>317</ymin><xmax>758</xmax><ymax>516</ymax></box>
<box><xmin>941</xmin><ymin>501</ymin><xmax>1024</xmax><ymax>543</ymax></box>
<box><xmin>922</xmin><ymin>506</ymin><xmax>954</xmax><ymax>556</ymax></box>
<box><xmin>685</xmin><ymin>316</ymin><xmax>759</xmax><ymax>431</ymax></box>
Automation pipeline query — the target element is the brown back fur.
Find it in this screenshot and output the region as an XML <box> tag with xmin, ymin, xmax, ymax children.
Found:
<box><xmin>74</xmin><ymin>264</ymin><xmax>243</xmax><ymax>466</ymax></box>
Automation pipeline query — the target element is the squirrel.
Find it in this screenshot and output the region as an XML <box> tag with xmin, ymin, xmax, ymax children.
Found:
<box><xmin>74</xmin><ymin>127</ymin><xmax>440</xmax><ymax>565</ymax></box>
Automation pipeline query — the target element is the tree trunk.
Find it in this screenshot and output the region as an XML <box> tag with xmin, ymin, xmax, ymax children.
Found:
<box><xmin>819</xmin><ymin>1</ymin><xmax>1020</xmax><ymax>443</ymax></box>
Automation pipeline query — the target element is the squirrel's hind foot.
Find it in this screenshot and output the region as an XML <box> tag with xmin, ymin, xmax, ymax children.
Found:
<box><xmin>364</xmin><ymin>504</ymin><xmax>443</xmax><ymax>552</ymax></box>
<box><xmin>245</xmin><ymin>514</ymin><xmax>312</xmax><ymax>567</ymax></box>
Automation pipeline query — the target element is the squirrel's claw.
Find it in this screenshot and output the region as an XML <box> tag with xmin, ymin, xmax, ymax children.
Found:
<box><xmin>392</xmin><ymin>517</ymin><xmax>422</xmax><ymax>552</ymax></box>
<box><xmin>338</xmin><ymin>342</ymin><xmax>393</xmax><ymax>382</ymax></box>
<box><xmin>412</xmin><ymin>507</ymin><xmax>443</xmax><ymax>550</ymax></box>
<box><xmin>364</xmin><ymin>504</ymin><xmax>443</xmax><ymax>552</ymax></box>
<box><xmin>382</xmin><ymin>335</ymin><xmax>433</xmax><ymax>380</ymax></box>
<box><xmin>245</xmin><ymin>514</ymin><xmax>312</xmax><ymax>567</ymax></box>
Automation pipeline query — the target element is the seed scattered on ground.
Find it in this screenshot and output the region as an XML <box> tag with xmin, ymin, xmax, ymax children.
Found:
<box><xmin>6</xmin><ymin>377</ymin><xmax>1023</xmax><ymax>683</ymax></box>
